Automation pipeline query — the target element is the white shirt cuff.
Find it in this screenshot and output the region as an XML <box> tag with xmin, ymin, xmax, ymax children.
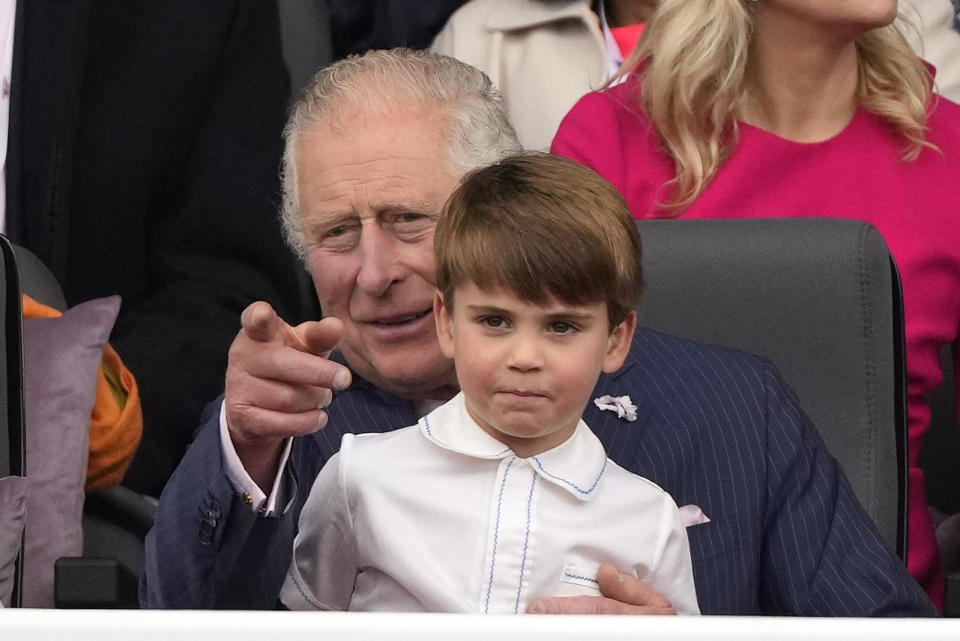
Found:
<box><xmin>219</xmin><ymin>400</ymin><xmax>293</xmax><ymax>516</ymax></box>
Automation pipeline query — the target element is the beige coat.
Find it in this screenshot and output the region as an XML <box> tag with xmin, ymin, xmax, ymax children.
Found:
<box><xmin>902</xmin><ymin>0</ymin><xmax>960</xmax><ymax>103</ymax></box>
<box><xmin>431</xmin><ymin>0</ymin><xmax>609</xmax><ymax>151</ymax></box>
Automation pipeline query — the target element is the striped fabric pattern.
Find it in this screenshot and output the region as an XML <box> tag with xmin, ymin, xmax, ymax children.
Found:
<box><xmin>141</xmin><ymin>329</ymin><xmax>936</xmax><ymax>615</ymax></box>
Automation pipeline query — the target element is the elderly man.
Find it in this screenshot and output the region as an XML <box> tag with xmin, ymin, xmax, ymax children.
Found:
<box><xmin>141</xmin><ymin>49</ymin><xmax>935</xmax><ymax>615</ymax></box>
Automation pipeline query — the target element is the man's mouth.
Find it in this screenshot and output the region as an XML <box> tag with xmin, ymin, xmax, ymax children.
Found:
<box><xmin>371</xmin><ymin>309</ymin><xmax>432</xmax><ymax>326</ymax></box>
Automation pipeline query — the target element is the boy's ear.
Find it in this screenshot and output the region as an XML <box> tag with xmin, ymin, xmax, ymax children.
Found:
<box><xmin>602</xmin><ymin>310</ymin><xmax>637</xmax><ymax>373</ymax></box>
<box><xmin>434</xmin><ymin>291</ymin><xmax>456</xmax><ymax>359</ymax></box>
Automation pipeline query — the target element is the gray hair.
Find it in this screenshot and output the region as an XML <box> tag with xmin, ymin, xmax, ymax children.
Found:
<box><xmin>281</xmin><ymin>48</ymin><xmax>522</xmax><ymax>260</ymax></box>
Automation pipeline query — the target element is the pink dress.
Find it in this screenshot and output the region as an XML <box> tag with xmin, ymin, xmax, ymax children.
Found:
<box><xmin>553</xmin><ymin>77</ymin><xmax>960</xmax><ymax>609</ymax></box>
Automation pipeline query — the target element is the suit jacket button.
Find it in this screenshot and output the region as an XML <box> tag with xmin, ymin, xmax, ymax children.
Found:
<box><xmin>199</xmin><ymin>521</ymin><xmax>214</xmax><ymax>545</ymax></box>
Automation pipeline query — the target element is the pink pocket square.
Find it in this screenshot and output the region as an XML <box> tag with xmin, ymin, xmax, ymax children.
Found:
<box><xmin>679</xmin><ymin>504</ymin><xmax>711</xmax><ymax>527</ymax></box>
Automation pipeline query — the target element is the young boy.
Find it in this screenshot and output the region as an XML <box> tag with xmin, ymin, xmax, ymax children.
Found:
<box><xmin>279</xmin><ymin>153</ymin><xmax>699</xmax><ymax>614</ymax></box>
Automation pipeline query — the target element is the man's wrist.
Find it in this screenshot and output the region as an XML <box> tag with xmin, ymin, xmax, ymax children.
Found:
<box><xmin>231</xmin><ymin>434</ymin><xmax>285</xmax><ymax>488</ymax></box>
<box><xmin>219</xmin><ymin>401</ymin><xmax>292</xmax><ymax>514</ymax></box>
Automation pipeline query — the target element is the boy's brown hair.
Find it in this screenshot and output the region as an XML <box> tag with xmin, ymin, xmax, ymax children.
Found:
<box><xmin>435</xmin><ymin>152</ymin><xmax>642</xmax><ymax>329</ymax></box>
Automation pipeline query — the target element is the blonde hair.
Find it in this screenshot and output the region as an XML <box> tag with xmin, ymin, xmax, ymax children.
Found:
<box><xmin>616</xmin><ymin>0</ymin><xmax>934</xmax><ymax>213</ymax></box>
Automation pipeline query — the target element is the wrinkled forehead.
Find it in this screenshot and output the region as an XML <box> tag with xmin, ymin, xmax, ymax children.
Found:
<box><xmin>294</xmin><ymin>104</ymin><xmax>458</xmax><ymax>184</ymax></box>
<box><xmin>294</xmin><ymin>113</ymin><xmax>461</xmax><ymax>225</ymax></box>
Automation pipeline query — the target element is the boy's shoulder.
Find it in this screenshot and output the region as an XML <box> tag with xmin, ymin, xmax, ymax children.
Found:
<box><xmin>601</xmin><ymin>456</ymin><xmax>676</xmax><ymax>505</ymax></box>
<box><xmin>343</xmin><ymin>423</ymin><xmax>424</xmax><ymax>458</ymax></box>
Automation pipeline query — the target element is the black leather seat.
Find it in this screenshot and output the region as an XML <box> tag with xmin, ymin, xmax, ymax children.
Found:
<box><xmin>636</xmin><ymin>217</ymin><xmax>908</xmax><ymax>558</ymax></box>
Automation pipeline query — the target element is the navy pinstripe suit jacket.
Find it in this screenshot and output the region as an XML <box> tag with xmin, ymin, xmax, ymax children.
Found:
<box><xmin>141</xmin><ymin>329</ymin><xmax>936</xmax><ymax>615</ymax></box>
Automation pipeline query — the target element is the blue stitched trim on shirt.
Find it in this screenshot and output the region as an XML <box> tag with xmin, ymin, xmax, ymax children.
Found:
<box><xmin>421</xmin><ymin>415</ymin><xmax>432</xmax><ymax>436</ymax></box>
<box><xmin>513</xmin><ymin>475</ymin><xmax>537</xmax><ymax>613</ymax></box>
<box><xmin>563</xmin><ymin>572</ymin><xmax>600</xmax><ymax>585</ymax></box>
<box><xmin>531</xmin><ymin>456</ymin><xmax>607</xmax><ymax>495</ymax></box>
<box><xmin>484</xmin><ymin>458</ymin><xmax>514</xmax><ymax>613</ymax></box>
<box><xmin>287</xmin><ymin>569</ymin><xmax>326</xmax><ymax>610</ymax></box>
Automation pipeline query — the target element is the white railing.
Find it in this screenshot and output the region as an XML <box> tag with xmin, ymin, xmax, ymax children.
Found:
<box><xmin>1</xmin><ymin>610</ymin><xmax>958</xmax><ymax>641</ymax></box>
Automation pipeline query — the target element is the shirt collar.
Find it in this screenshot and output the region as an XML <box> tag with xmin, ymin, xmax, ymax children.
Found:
<box><xmin>597</xmin><ymin>0</ymin><xmax>624</xmax><ymax>76</ymax></box>
<box><xmin>419</xmin><ymin>393</ymin><xmax>608</xmax><ymax>501</ymax></box>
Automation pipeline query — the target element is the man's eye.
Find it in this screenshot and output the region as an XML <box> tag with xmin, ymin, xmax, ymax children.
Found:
<box><xmin>480</xmin><ymin>316</ymin><xmax>506</xmax><ymax>329</ymax></box>
<box><xmin>311</xmin><ymin>223</ymin><xmax>360</xmax><ymax>250</ymax></box>
<box><xmin>388</xmin><ymin>212</ymin><xmax>435</xmax><ymax>240</ymax></box>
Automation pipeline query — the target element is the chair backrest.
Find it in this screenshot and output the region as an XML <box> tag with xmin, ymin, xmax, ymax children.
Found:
<box><xmin>635</xmin><ymin>218</ymin><xmax>907</xmax><ymax>558</ymax></box>
<box><xmin>12</xmin><ymin>245</ymin><xmax>66</xmax><ymax>312</ymax></box>
<box><xmin>277</xmin><ymin>0</ymin><xmax>332</xmax><ymax>106</ymax></box>
<box><xmin>919</xmin><ymin>344</ymin><xmax>960</xmax><ymax>614</ymax></box>
<box><xmin>0</xmin><ymin>237</ymin><xmax>25</xmax><ymax>479</ymax></box>
<box><xmin>0</xmin><ymin>234</ymin><xmax>25</xmax><ymax>607</ymax></box>
<box><xmin>920</xmin><ymin>344</ymin><xmax>960</xmax><ymax>515</ymax></box>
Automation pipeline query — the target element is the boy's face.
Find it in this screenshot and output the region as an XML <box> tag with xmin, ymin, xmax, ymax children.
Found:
<box><xmin>434</xmin><ymin>282</ymin><xmax>636</xmax><ymax>458</ymax></box>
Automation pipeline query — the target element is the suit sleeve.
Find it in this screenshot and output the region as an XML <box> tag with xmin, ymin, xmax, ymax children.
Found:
<box><xmin>756</xmin><ymin>365</ymin><xmax>937</xmax><ymax>616</ymax></box>
<box><xmin>140</xmin><ymin>399</ymin><xmax>315</xmax><ymax>609</ymax></box>
<box><xmin>280</xmin><ymin>440</ymin><xmax>358</xmax><ymax>610</ymax></box>
<box><xmin>116</xmin><ymin>0</ymin><xmax>312</xmax><ymax>497</ymax></box>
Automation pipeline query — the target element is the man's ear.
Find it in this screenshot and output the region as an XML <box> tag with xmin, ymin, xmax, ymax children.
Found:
<box><xmin>602</xmin><ymin>310</ymin><xmax>637</xmax><ymax>373</ymax></box>
<box><xmin>434</xmin><ymin>291</ymin><xmax>456</xmax><ymax>359</ymax></box>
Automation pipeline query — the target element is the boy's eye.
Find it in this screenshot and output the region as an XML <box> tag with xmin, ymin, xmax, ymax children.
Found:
<box><xmin>480</xmin><ymin>315</ymin><xmax>507</xmax><ymax>329</ymax></box>
<box><xmin>549</xmin><ymin>321</ymin><xmax>577</xmax><ymax>334</ymax></box>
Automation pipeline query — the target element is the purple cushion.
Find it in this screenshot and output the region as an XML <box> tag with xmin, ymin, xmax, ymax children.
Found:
<box><xmin>21</xmin><ymin>296</ymin><xmax>120</xmax><ymax>608</ymax></box>
<box><xmin>0</xmin><ymin>475</ymin><xmax>27</xmax><ymax>607</ymax></box>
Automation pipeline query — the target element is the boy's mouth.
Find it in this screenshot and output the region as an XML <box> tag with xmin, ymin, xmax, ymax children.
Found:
<box><xmin>500</xmin><ymin>389</ymin><xmax>549</xmax><ymax>399</ymax></box>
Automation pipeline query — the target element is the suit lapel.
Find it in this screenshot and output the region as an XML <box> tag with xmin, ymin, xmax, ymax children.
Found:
<box><xmin>315</xmin><ymin>378</ymin><xmax>418</xmax><ymax>461</ymax></box>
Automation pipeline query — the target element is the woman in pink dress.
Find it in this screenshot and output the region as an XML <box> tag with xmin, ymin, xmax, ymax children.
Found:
<box><xmin>552</xmin><ymin>0</ymin><xmax>960</xmax><ymax>611</ymax></box>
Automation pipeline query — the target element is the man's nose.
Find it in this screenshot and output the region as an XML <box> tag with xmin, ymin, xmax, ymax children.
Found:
<box><xmin>355</xmin><ymin>227</ymin><xmax>402</xmax><ymax>296</ymax></box>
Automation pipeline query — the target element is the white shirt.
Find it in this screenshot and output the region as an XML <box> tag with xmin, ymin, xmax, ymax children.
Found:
<box><xmin>0</xmin><ymin>0</ymin><xmax>17</xmax><ymax>231</ymax></box>
<box><xmin>597</xmin><ymin>0</ymin><xmax>624</xmax><ymax>79</ymax></box>
<box><xmin>219</xmin><ymin>398</ymin><xmax>444</xmax><ymax>516</ymax></box>
<box><xmin>280</xmin><ymin>393</ymin><xmax>699</xmax><ymax>614</ymax></box>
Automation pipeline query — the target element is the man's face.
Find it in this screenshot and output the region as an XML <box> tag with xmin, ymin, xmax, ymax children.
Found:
<box><xmin>296</xmin><ymin>108</ymin><xmax>461</xmax><ymax>400</ymax></box>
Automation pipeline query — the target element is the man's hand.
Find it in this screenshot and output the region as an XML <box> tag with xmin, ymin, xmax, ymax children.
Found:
<box><xmin>225</xmin><ymin>301</ymin><xmax>352</xmax><ymax>489</ymax></box>
<box><xmin>527</xmin><ymin>563</ymin><xmax>677</xmax><ymax>615</ymax></box>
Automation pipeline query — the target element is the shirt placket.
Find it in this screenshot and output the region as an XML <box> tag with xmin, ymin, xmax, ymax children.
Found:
<box><xmin>480</xmin><ymin>456</ymin><xmax>539</xmax><ymax>613</ymax></box>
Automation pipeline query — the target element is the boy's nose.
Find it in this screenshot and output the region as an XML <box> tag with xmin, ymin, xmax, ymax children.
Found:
<box><xmin>506</xmin><ymin>336</ymin><xmax>545</xmax><ymax>372</ymax></box>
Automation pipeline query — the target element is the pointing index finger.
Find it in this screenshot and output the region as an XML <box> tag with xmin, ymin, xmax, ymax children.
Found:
<box><xmin>241</xmin><ymin>301</ymin><xmax>284</xmax><ymax>343</ymax></box>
